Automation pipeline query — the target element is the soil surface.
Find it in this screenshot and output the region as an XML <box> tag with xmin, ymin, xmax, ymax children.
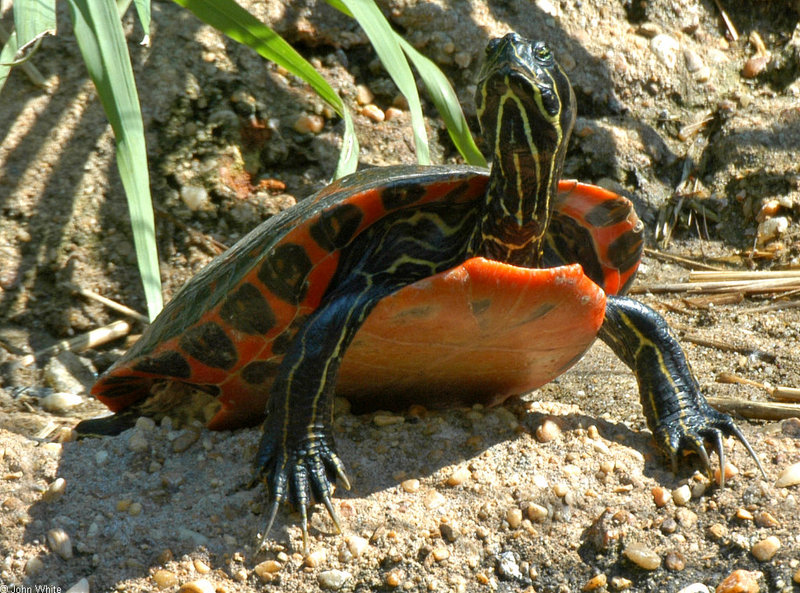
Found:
<box><xmin>2</xmin><ymin>1</ymin><xmax>800</xmax><ymax>592</ymax></box>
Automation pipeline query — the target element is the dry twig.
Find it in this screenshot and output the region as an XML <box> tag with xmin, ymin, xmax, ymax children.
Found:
<box><xmin>20</xmin><ymin>320</ymin><xmax>131</xmax><ymax>367</ymax></box>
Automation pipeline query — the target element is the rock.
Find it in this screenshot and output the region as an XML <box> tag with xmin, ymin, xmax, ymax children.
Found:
<box><xmin>178</xmin><ymin>579</ymin><xmax>215</xmax><ymax>593</ymax></box>
<box><xmin>750</xmin><ymin>536</ymin><xmax>780</xmax><ymax>561</ymax></box>
<box><xmin>346</xmin><ymin>535</ymin><xmax>369</xmax><ymax>557</ymax></box>
<box><xmin>672</xmin><ymin>485</ymin><xmax>691</xmax><ymax>506</ymax></box>
<box><xmin>715</xmin><ymin>569</ymin><xmax>760</xmax><ymax>593</ymax></box>
<box><xmin>180</xmin><ymin>186</ymin><xmax>211</xmax><ymax>211</ymax></box>
<box><xmin>41</xmin><ymin>392</ymin><xmax>84</xmax><ymax>413</ymax></box>
<box><xmin>651</xmin><ymin>34</ymin><xmax>680</xmax><ymax>68</ymax></box>
<box><xmin>318</xmin><ymin>570</ymin><xmax>351</xmax><ymax>590</ymax></box>
<box><xmin>775</xmin><ymin>462</ymin><xmax>800</xmax><ymax>487</ymax></box>
<box><xmin>46</xmin><ymin>528</ymin><xmax>73</xmax><ymax>560</ymax></box>
<box><xmin>304</xmin><ymin>549</ymin><xmax>327</xmax><ymax>568</ymax></box>
<box><xmin>495</xmin><ymin>551</ymin><xmax>522</xmax><ymax>581</ymax></box>
<box><xmin>65</xmin><ymin>579</ymin><xmax>90</xmax><ymax>593</ymax></box>
<box><xmin>623</xmin><ymin>542</ymin><xmax>660</xmax><ymax>570</ymax></box>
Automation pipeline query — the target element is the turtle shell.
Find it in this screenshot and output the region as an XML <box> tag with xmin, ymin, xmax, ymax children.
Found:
<box><xmin>91</xmin><ymin>165</ymin><xmax>642</xmax><ymax>429</ymax></box>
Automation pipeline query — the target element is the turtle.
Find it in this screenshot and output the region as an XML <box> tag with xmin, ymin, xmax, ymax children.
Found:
<box><xmin>78</xmin><ymin>33</ymin><xmax>765</xmax><ymax>549</ymax></box>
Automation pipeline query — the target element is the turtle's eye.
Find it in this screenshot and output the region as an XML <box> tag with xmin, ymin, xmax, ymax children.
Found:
<box><xmin>534</xmin><ymin>43</ymin><xmax>552</xmax><ymax>63</ymax></box>
<box><xmin>486</xmin><ymin>38</ymin><xmax>502</xmax><ymax>55</ymax></box>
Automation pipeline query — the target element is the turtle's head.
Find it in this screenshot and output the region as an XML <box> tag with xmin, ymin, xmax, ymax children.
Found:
<box><xmin>475</xmin><ymin>34</ymin><xmax>576</xmax><ymax>266</ymax></box>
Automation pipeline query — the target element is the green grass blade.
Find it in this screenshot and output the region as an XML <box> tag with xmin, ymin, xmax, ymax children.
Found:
<box><xmin>0</xmin><ymin>29</ymin><xmax>19</xmax><ymax>93</ymax></box>
<box><xmin>132</xmin><ymin>0</ymin><xmax>151</xmax><ymax>38</ymax></box>
<box><xmin>333</xmin><ymin>0</ymin><xmax>430</xmax><ymax>164</ymax></box>
<box><xmin>14</xmin><ymin>0</ymin><xmax>57</xmax><ymax>49</ymax></box>
<box><xmin>67</xmin><ymin>0</ymin><xmax>163</xmax><ymax>319</ymax></box>
<box><xmin>398</xmin><ymin>38</ymin><xmax>486</xmax><ymax>167</ymax></box>
<box><xmin>173</xmin><ymin>0</ymin><xmax>358</xmax><ymax>177</ymax></box>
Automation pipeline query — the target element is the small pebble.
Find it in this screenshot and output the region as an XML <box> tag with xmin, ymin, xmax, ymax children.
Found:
<box><xmin>384</xmin><ymin>106</ymin><xmax>403</xmax><ymax>121</ymax></box>
<box><xmin>742</xmin><ymin>55</ymin><xmax>769</xmax><ymax>79</ymax></box>
<box><xmin>293</xmin><ymin>114</ymin><xmax>324</xmax><ymax>134</ymax></box>
<box><xmin>355</xmin><ymin>84</ymin><xmax>374</xmax><ymax>105</ymax></box>
<box><xmin>678</xmin><ymin>584</ymin><xmax>710</xmax><ymax>593</ymax></box>
<box><xmin>385</xmin><ymin>570</ymin><xmax>402</xmax><ymax>587</ymax></box>
<box><xmin>253</xmin><ymin>560</ymin><xmax>282</xmax><ymax>583</ymax></box>
<box><xmin>446</xmin><ymin>466</ymin><xmax>471</xmax><ymax>486</ymax></box>
<box><xmin>454</xmin><ymin>51</ymin><xmax>472</xmax><ymax>68</ymax></box>
<box><xmin>495</xmin><ymin>551</ymin><xmax>522</xmax><ymax>580</ymax></box>
<box><xmin>652</xmin><ymin>486</ymin><xmax>670</xmax><ymax>507</ymax></box>
<box><xmin>432</xmin><ymin>546</ymin><xmax>449</xmax><ymax>562</ymax></box>
<box><xmin>43</xmin><ymin>477</ymin><xmax>67</xmax><ymax>502</ymax></box>
<box><xmin>775</xmin><ymin>462</ymin><xmax>800</xmax><ymax>487</ymax></box>
<box><xmin>637</xmin><ymin>23</ymin><xmax>661</xmax><ymax>37</ymax></box>
<box><xmin>527</xmin><ymin>503</ymin><xmax>548</xmax><ymax>522</ymax></box>
<box><xmin>153</xmin><ymin>569</ymin><xmax>178</xmax><ymax>588</ymax></box>
<box><xmin>65</xmin><ymin>579</ymin><xmax>90</xmax><ymax>593</ymax></box>
<box><xmin>623</xmin><ymin>542</ymin><xmax>660</xmax><ymax>570</ymax></box>
<box><xmin>127</xmin><ymin>430</ymin><xmax>150</xmax><ymax>453</ymax></box>
<box><xmin>650</xmin><ymin>34</ymin><xmax>680</xmax><ymax>68</ymax></box>
<box><xmin>361</xmin><ymin>104</ymin><xmax>385</xmax><ymax>123</ymax></box>
<box><xmin>318</xmin><ymin>569</ymin><xmax>352</xmax><ymax>590</ymax></box>
<box><xmin>373</xmin><ymin>413</ymin><xmax>404</xmax><ymax>426</ymax></box>
<box><xmin>41</xmin><ymin>392</ymin><xmax>84</xmax><ymax>413</ymax></box>
<box><xmin>47</xmin><ymin>528</ymin><xmax>73</xmax><ymax>560</ymax></box>
<box><xmin>676</xmin><ymin>508</ymin><xmax>698</xmax><ymax>528</ymax></box>
<box><xmin>660</xmin><ymin>517</ymin><xmax>677</xmax><ymax>535</ymax></box>
<box><xmin>665</xmin><ymin>550</ymin><xmax>686</xmax><ymax>571</ymax></box>
<box><xmin>424</xmin><ymin>490</ymin><xmax>445</xmax><ymax>510</ymax></box>
<box><xmin>180</xmin><ymin>186</ymin><xmax>211</xmax><ymax>211</ymax></box>
<box><xmin>178</xmin><ymin>579</ymin><xmax>215</xmax><ymax>593</ymax></box>
<box><xmin>754</xmin><ymin>511</ymin><xmax>778</xmax><ymax>528</ymax></box>
<box><xmin>506</xmin><ymin>507</ymin><xmax>523</xmax><ymax>529</ymax></box>
<box><xmin>793</xmin><ymin>566</ymin><xmax>800</xmax><ymax>584</ymax></box>
<box><xmin>683</xmin><ymin>48</ymin><xmax>705</xmax><ymax>73</ymax></box>
<box><xmin>715</xmin><ymin>462</ymin><xmax>739</xmax><ymax>485</ymax></box>
<box><xmin>736</xmin><ymin>508</ymin><xmax>754</xmax><ymax>521</ymax></box>
<box><xmin>304</xmin><ymin>549</ymin><xmax>327</xmax><ymax>568</ymax></box>
<box><xmin>401</xmin><ymin>478</ymin><xmax>420</xmax><ymax>493</ymax></box>
<box><xmin>715</xmin><ymin>569</ymin><xmax>760</xmax><ymax>593</ymax></box>
<box><xmin>583</xmin><ymin>573</ymin><xmax>607</xmax><ymax>591</ymax></box>
<box><xmin>24</xmin><ymin>556</ymin><xmax>44</xmax><ymax>576</ymax></box>
<box><xmin>708</xmin><ymin>523</ymin><xmax>727</xmax><ymax>540</ymax></box>
<box><xmin>553</xmin><ymin>483</ymin><xmax>569</xmax><ymax>498</ymax></box>
<box><xmin>672</xmin><ymin>485</ymin><xmax>691</xmax><ymax>506</ymax></box>
<box><xmin>193</xmin><ymin>559</ymin><xmax>211</xmax><ymax>574</ymax></box>
<box><xmin>346</xmin><ymin>535</ymin><xmax>369</xmax><ymax>557</ymax></box>
<box><xmin>611</xmin><ymin>576</ymin><xmax>633</xmax><ymax>590</ymax></box>
<box><xmin>439</xmin><ymin>522</ymin><xmax>460</xmax><ymax>543</ymax></box>
<box><xmin>757</xmin><ymin>216</ymin><xmax>789</xmax><ymax>245</ymax></box>
<box><xmin>535</xmin><ymin>418</ymin><xmax>561</xmax><ymax>442</ymax></box>
<box><xmin>751</xmin><ymin>535</ymin><xmax>780</xmax><ymax>561</ymax></box>
<box><xmin>128</xmin><ymin>501</ymin><xmax>143</xmax><ymax>516</ymax></box>
<box><xmin>172</xmin><ymin>430</ymin><xmax>200</xmax><ymax>453</ymax></box>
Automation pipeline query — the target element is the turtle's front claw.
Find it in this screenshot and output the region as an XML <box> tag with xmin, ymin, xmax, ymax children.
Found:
<box><xmin>254</xmin><ymin>430</ymin><xmax>350</xmax><ymax>553</ymax></box>
<box><xmin>655</xmin><ymin>404</ymin><xmax>766</xmax><ymax>486</ymax></box>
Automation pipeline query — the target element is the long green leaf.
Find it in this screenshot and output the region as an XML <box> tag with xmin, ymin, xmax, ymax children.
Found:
<box><xmin>0</xmin><ymin>29</ymin><xmax>19</xmax><ymax>93</ymax></box>
<box><xmin>398</xmin><ymin>38</ymin><xmax>486</xmax><ymax>167</ymax></box>
<box><xmin>173</xmin><ymin>0</ymin><xmax>358</xmax><ymax>177</ymax></box>
<box><xmin>14</xmin><ymin>0</ymin><xmax>57</xmax><ymax>49</ymax></box>
<box><xmin>332</xmin><ymin>0</ymin><xmax>430</xmax><ymax>164</ymax></box>
<box><xmin>67</xmin><ymin>0</ymin><xmax>163</xmax><ymax>320</ymax></box>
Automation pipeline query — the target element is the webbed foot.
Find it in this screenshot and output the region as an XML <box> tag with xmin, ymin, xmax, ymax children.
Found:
<box><xmin>253</xmin><ymin>430</ymin><xmax>351</xmax><ymax>553</ymax></box>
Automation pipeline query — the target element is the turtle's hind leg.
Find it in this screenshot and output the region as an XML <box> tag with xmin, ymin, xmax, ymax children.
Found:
<box><xmin>598</xmin><ymin>295</ymin><xmax>766</xmax><ymax>483</ymax></box>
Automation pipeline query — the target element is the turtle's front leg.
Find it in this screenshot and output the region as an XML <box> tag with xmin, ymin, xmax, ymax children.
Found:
<box><xmin>598</xmin><ymin>295</ymin><xmax>765</xmax><ymax>483</ymax></box>
<box><xmin>253</xmin><ymin>284</ymin><xmax>391</xmax><ymax>552</ymax></box>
